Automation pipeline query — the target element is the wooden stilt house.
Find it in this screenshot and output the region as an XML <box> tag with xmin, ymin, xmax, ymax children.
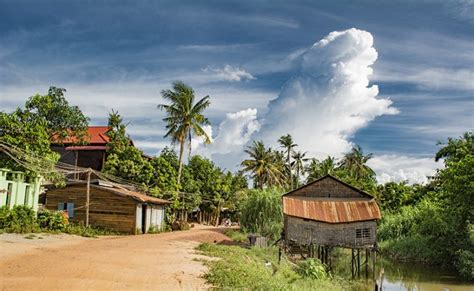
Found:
<box><xmin>282</xmin><ymin>175</ymin><xmax>381</xmax><ymax>277</ymax></box>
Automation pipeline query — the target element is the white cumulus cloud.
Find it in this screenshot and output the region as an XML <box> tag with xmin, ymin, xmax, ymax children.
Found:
<box><xmin>368</xmin><ymin>155</ymin><xmax>442</xmax><ymax>184</ymax></box>
<box><xmin>193</xmin><ymin>109</ymin><xmax>259</xmax><ymax>158</ymax></box>
<box><xmin>203</xmin><ymin>64</ymin><xmax>256</xmax><ymax>82</ymax></box>
<box><xmin>256</xmin><ymin>28</ymin><xmax>398</xmax><ymax>158</ymax></box>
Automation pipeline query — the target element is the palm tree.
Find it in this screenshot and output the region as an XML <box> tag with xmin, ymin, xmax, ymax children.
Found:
<box><xmin>338</xmin><ymin>145</ymin><xmax>375</xmax><ymax>181</ymax></box>
<box><xmin>306</xmin><ymin>156</ymin><xmax>336</xmax><ymax>182</ymax></box>
<box><xmin>241</xmin><ymin>140</ymin><xmax>285</xmax><ymax>189</ymax></box>
<box><xmin>278</xmin><ymin>134</ymin><xmax>297</xmax><ymax>189</ymax></box>
<box><xmin>158</xmin><ymin>81</ymin><xmax>211</xmax><ymax>184</ymax></box>
<box><xmin>291</xmin><ymin>150</ymin><xmax>309</xmax><ymax>188</ymax></box>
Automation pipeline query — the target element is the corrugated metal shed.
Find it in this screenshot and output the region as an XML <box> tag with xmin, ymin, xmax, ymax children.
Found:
<box><xmin>283</xmin><ymin>196</ymin><xmax>381</xmax><ymax>224</ymax></box>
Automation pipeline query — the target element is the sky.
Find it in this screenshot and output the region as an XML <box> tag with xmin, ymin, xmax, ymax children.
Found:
<box><xmin>0</xmin><ymin>0</ymin><xmax>473</xmax><ymax>184</ymax></box>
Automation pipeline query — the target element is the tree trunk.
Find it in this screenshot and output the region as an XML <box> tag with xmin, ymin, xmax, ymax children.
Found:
<box><xmin>288</xmin><ymin>149</ymin><xmax>292</xmax><ymax>190</ymax></box>
<box><xmin>177</xmin><ymin>139</ymin><xmax>185</xmax><ymax>185</ymax></box>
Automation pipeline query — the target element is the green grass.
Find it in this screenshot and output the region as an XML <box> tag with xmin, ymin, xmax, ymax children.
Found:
<box><xmin>196</xmin><ymin>243</ymin><xmax>357</xmax><ymax>290</ymax></box>
<box><xmin>223</xmin><ymin>229</ymin><xmax>248</xmax><ymax>243</ymax></box>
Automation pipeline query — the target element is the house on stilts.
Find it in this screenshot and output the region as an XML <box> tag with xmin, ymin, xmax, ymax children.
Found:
<box><xmin>282</xmin><ymin>174</ymin><xmax>381</xmax><ymax>278</ymax></box>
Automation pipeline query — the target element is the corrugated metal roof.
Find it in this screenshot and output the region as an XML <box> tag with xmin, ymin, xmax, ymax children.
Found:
<box><xmin>283</xmin><ymin>196</ymin><xmax>381</xmax><ymax>223</ymax></box>
<box><xmin>60</xmin><ymin>181</ymin><xmax>170</xmax><ymax>205</ymax></box>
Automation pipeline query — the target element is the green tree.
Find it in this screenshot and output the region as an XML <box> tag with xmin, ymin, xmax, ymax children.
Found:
<box><xmin>0</xmin><ymin>109</ymin><xmax>59</xmax><ymax>176</ymax></box>
<box><xmin>278</xmin><ymin>134</ymin><xmax>297</xmax><ymax>189</ymax></box>
<box><xmin>158</xmin><ymin>81</ymin><xmax>212</xmax><ymax>184</ymax></box>
<box><xmin>239</xmin><ymin>188</ymin><xmax>283</xmax><ymax>239</ymax></box>
<box><xmin>103</xmin><ymin>111</ymin><xmax>154</xmax><ymax>185</ymax></box>
<box><xmin>241</xmin><ymin>141</ymin><xmax>285</xmax><ymax>189</ymax></box>
<box><xmin>291</xmin><ymin>150</ymin><xmax>309</xmax><ymax>188</ymax></box>
<box><xmin>305</xmin><ymin>156</ymin><xmax>336</xmax><ymax>182</ymax></box>
<box><xmin>25</xmin><ymin>86</ymin><xmax>89</xmax><ymax>144</ymax></box>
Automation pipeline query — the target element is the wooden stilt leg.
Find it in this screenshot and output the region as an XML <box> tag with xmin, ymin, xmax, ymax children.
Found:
<box><xmin>357</xmin><ymin>249</ymin><xmax>360</xmax><ymax>278</ymax></box>
<box><xmin>365</xmin><ymin>248</ymin><xmax>369</xmax><ymax>279</ymax></box>
<box><xmin>351</xmin><ymin>249</ymin><xmax>355</xmax><ymax>279</ymax></box>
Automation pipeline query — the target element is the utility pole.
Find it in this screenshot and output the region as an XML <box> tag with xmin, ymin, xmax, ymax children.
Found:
<box><xmin>85</xmin><ymin>169</ymin><xmax>91</xmax><ymax>226</ymax></box>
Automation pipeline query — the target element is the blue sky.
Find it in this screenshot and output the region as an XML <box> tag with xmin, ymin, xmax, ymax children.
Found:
<box><xmin>0</xmin><ymin>0</ymin><xmax>473</xmax><ymax>183</ymax></box>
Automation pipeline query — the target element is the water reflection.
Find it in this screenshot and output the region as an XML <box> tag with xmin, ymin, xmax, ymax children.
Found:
<box><xmin>375</xmin><ymin>259</ymin><xmax>473</xmax><ymax>291</ymax></box>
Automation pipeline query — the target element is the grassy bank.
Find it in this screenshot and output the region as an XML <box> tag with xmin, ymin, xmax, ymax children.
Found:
<box><xmin>196</xmin><ymin>243</ymin><xmax>359</xmax><ymax>290</ymax></box>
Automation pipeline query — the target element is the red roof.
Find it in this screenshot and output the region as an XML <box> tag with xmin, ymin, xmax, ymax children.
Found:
<box><xmin>283</xmin><ymin>196</ymin><xmax>381</xmax><ymax>224</ymax></box>
<box><xmin>60</xmin><ymin>126</ymin><xmax>110</xmax><ymax>145</ymax></box>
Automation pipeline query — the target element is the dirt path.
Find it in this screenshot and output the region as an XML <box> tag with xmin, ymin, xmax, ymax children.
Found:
<box><xmin>0</xmin><ymin>225</ymin><xmax>232</xmax><ymax>290</ymax></box>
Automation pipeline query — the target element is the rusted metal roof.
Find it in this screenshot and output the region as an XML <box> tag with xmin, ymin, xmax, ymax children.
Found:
<box><xmin>283</xmin><ymin>196</ymin><xmax>381</xmax><ymax>223</ymax></box>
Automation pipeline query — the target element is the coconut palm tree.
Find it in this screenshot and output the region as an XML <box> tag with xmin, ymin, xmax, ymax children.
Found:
<box><xmin>241</xmin><ymin>140</ymin><xmax>285</xmax><ymax>189</ymax></box>
<box><xmin>338</xmin><ymin>145</ymin><xmax>375</xmax><ymax>181</ymax></box>
<box><xmin>278</xmin><ymin>134</ymin><xmax>297</xmax><ymax>189</ymax></box>
<box><xmin>306</xmin><ymin>156</ymin><xmax>336</xmax><ymax>182</ymax></box>
<box><xmin>158</xmin><ymin>81</ymin><xmax>211</xmax><ymax>184</ymax></box>
<box><xmin>291</xmin><ymin>150</ymin><xmax>309</xmax><ymax>188</ymax></box>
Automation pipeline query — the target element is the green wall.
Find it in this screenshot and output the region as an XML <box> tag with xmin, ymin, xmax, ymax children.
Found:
<box><xmin>0</xmin><ymin>168</ymin><xmax>42</xmax><ymax>211</ymax></box>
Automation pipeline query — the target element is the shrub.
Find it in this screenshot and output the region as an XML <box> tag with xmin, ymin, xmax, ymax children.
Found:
<box><xmin>37</xmin><ymin>209</ymin><xmax>68</xmax><ymax>231</ymax></box>
<box><xmin>239</xmin><ymin>188</ymin><xmax>283</xmax><ymax>240</ymax></box>
<box><xmin>1</xmin><ymin>205</ymin><xmax>38</xmax><ymax>233</ymax></box>
<box><xmin>456</xmin><ymin>249</ymin><xmax>474</xmax><ymax>280</ymax></box>
<box><xmin>0</xmin><ymin>206</ymin><xmax>9</xmax><ymax>228</ymax></box>
<box><xmin>297</xmin><ymin>259</ymin><xmax>328</xmax><ymax>280</ymax></box>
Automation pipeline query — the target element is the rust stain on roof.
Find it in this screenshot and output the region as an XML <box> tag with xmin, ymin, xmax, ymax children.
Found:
<box><xmin>283</xmin><ymin>196</ymin><xmax>381</xmax><ymax>223</ymax></box>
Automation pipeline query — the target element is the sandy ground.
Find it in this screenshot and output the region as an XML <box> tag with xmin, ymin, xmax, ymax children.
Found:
<box><xmin>0</xmin><ymin>225</ymin><xmax>232</xmax><ymax>291</ymax></box>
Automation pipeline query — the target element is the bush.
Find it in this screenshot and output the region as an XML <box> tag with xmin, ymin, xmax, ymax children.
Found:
<box><xmin>0</xmin><ymin>206</ymin><xmax>9</xmax><ymax>228</ymax></box>
<box><xmin>456</xmin><ymin>249</ymin><xmax>474</xmax><ymax>280</ymax></box>
<box><xmin>240</xmin><ymin>188</ymin><xmax>283</xmax><ymax>240</ymax></box>
<box><xmin>297</xmin><ymin>259</ymin><xmax>328</xmax><ymax>280</ymax></box>
<box><xmin>37</xmin><ymin>209</ymin><xmax>68</xmax><ymax>231</ymax></box>
<box><xmin>0</xmin><ymin>205</ymin><xmax>38</xmax><ymax>233</ymax></box>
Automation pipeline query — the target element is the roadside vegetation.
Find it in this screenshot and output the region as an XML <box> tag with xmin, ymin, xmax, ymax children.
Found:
<box><xmin>197</xmin><ymin>243</ymin><xmax>355</xmax><ymax>290</ymax></box>
<box><xmin>0</xmin><ymin>205</ymin><xmax>117</xmax><ymax>237</ymax></box>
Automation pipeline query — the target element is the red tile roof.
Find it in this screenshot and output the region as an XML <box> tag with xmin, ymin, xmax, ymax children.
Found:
<box><xmin>283</xmin><ymin>196</ymin><xmax>381</xmax><ymax>224</ymax></box>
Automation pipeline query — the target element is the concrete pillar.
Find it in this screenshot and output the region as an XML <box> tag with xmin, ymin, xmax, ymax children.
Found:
<box><xmin>0</xmin><ymin>168</ymin><xmax>9</xmax><ymax>207</ymax></box>
<box><xmin>30</xmin><ymin>175</ymin><xmax>42</xmax><ymax>211</ymax></box>
<box><xmin>11</xmin><ymin>171</ymin><xmax>25</xmax><ymax>206</ymax></box>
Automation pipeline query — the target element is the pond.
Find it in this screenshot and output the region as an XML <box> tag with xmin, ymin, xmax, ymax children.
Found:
<box><xmin>372</xmin><ymin>258</ymin><xmax>473</xmax><ymax>291</ymax></box>
<box><xmin>330</xmin><ymin>251</ymin><xmax>473</xmax><ymax>290</ymax></box>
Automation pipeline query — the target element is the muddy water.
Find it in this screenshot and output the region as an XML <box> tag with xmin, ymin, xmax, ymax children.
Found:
<box><xmin>375</xmin><ymin>259</ymin><xmax>473</xmax><ymax>291</ymax></box>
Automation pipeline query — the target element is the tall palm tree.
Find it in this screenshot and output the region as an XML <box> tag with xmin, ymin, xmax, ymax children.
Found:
<box><xmin>338</xmin><ymin>145</ymin><xmax>375</xmax><ymax>181</ymax></box>
<box><xmin>291</xmin><ymin>150</ymin><xmax>309</xmax><ymax>188</ymax></box>
<box><xmin>158</xmin><ymin>81</ymin><xmax>211</xmax><ymax>184</ymax></box>
<box><xmin>278</xmin><ymin>134</ymin><xmax>297</xmax><ymax>189</ymax></box>
<box><xmin>241</xmin><ymin>140</ymin><xmax>285</xmax><ymax>189</ymax></box>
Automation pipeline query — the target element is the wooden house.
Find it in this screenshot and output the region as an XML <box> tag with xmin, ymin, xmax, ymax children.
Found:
<box><xmin>45</xmin><ymin>181</ymin><xmax>170</xmax><ymax>234</ymax></box>
<box><xmin>282</xmin><ymin>175</ymin><xmax>381</xmax><ymax>277</ymax></box>
<box><xmin>51</xmin><ymin>126</ymin><xmax>110</xmax><ymax>171</ymax></box>
<box><xmin>283</xmin><ymin>175</ymin><xmax>381</xmax><ymax>248</ymax></box>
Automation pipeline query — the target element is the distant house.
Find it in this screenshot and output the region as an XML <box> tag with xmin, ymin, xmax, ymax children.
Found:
<box><xmin>0</xmin><ymin>169</ymin><xmax>42</xmax><ymax>211</ymax></box>
<box><xmin>51</xmin><ymin>126</ymin><xmax>110</xmax><ymax>171</ymax></box>
<box><xmin>283</xmin><ymin>175</ymin><xmax>381</xmax><ymax>248</ymax></box>
<box><xmin>45</xmin><ymin>181</ymin><xmax>170</xmax><ymax>234</ymax></box>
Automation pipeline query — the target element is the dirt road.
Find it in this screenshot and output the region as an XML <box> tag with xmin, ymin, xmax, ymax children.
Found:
<box><xmin>0</xmin><ymin>225</ymin><xmax>232</xmax><ymax>290</ymax></box>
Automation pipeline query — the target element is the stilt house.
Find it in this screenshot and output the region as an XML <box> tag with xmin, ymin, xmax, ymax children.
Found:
<box><xmin>283</xmin><ymin>175</ymin><xmax>381</xmax><ymax>248</ymax></box>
